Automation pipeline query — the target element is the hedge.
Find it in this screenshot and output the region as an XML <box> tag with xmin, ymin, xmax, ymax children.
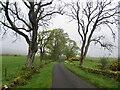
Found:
<box><xmin>109</xmin><ymin>61</ymin><xmax>120</xmax><ymax>71</ymax></box>
<box><xmin>68</xmin><ymin>57</ymin><xmax>79</xmax><ymax>62</ymax></box>
<box><xmin>76</xmin><ymin>65</ymin><xmax>120</xmax><ymax>82</ymax></box>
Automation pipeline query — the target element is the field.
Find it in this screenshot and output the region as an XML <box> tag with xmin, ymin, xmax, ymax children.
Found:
<box><xmin>2</xmin><ymin>56</ymin><xmax>27</xmax><ymax>84</ymax></box>
<box><xmin>80</xmin><ymin>57</ymin><xmax>117</xmax><ymax>69</ymax></box>
<box><xmin>1</xmin><ymin>55</ymin><xmax>55</xmax><ymax>88</ymax></box>
<box><xmin>64</xmin><ymin>57</ymin><xmax>119</xmax><ymax>88</ymax></box>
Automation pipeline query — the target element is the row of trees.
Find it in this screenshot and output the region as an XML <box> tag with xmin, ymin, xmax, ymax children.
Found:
<box><xmin>0</xmin><ymin>0</ymin><xmax>119</xmax><ymax>68</ymax></box>
<box><xmin>38</xmin><ymin>29</ymin><xmax>80</xmax><ymax>62</ymax></box>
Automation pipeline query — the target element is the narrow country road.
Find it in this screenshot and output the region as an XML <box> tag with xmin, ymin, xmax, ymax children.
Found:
<box><xmin>51</xmin><ymin>62</ymin><xmax>98</xmax><ymax>89</ymax></box>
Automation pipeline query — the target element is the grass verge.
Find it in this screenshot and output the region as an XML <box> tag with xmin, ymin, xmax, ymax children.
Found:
<box><xmin>17</xmin><ymin>62</ymin><xmax>55</xmax><ymax>88</ymax></box>
<box><xmin>64</xmin><ymin>62</ymin><xmax>119</xmax><ymax>89</ymax></box>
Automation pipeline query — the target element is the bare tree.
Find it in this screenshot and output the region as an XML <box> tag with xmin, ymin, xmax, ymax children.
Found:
<box><xmin>66</xmin><ymin>0</ymin><xmax>119</xmax><ymax>65</ymax></box>
<box><xmin>0</xmin><ymin>0</ymin><xmax>63</xmax><ymax>68</ymax></box>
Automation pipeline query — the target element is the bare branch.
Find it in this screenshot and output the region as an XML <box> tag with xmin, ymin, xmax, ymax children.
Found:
<box><xmin>40</xmin><ymin>0</ymin><xmax>53</xmax><ymax>8</ymax></box>
<box><xmin>14</xmin><ymin>3</ymin><xmax>32</xmax><ymax>31</ymax></box>
<box><xmin>90</xmin><ymin>38</ymin><xmax>115</xmax><ymax>52</ymax></box>
<box><xmin>22</xmin><ymin>0</ymin><xmax>30</xmax><ymax>8</ymax></box>
<box><xmin>1</xmin><ymin>1</ymin><xmax>30</xmax><ymax>44</ymax></box>
<box><xmin>37</xmin><ymin>11</ymin><xmax>63</xmax><ymax>22</ymax></box>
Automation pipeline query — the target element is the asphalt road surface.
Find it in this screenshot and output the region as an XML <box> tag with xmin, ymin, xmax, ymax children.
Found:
<box><xmin>51</xmin><ymin>62</ymin><xmax>98</xmax><ymax>89</ymax></box>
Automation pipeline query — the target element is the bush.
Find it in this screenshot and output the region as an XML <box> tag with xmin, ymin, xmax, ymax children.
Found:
<box><xmin>21</xmin><ymin>71</ymin><xmax>32</xmax><ymax>79</ymax></box>
<box><xmin>64</xmin><ymin>60</ymin><xmax>69</xmax><ymax>64</ymax></box>
<box><xmin>109</xmin><ymin>61</ymin><xmax>120</xmax><ymax>71</ymax></box>
<box><xmin>12</xmin><ymin>77</ymin><xmax>26</xmax><ymax>85</ymax></box>
<box><xmin>99</xmin><ymin>57</ymin><xmax>108</xmax><ymax>69</ymax></box>
<box><xmin>68</xmin><ymin>57</ymin><xmax>79</xmax><ymax>62</ymax></box>
<box><xmin>33</xmin><ymin>66</ymin><xmax>40</xmax><ymax>73</ymax></box>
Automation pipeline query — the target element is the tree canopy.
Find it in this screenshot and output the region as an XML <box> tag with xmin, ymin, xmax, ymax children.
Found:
<box><xmin>37</xmin><ymin>29</ymin><xmax>80</xmax><ymax>61</ymax></box>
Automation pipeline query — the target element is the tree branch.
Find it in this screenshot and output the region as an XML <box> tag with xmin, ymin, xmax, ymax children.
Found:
<box><xmin>90</xmin><ymin>38</ymin><xmax>115</xmax><ymax>52</ymax></box>
<box><xmin>40</xmin><ymin>0</ymin><xmax>53</xmax><ymax>8</ymax></box>
<box><xmin>3</xmin><ymin>1</ymin><xmax>30</xmax><ymax>44</ymax></box>
<box><xmin>22</xmin><ymin>0</ymin><xmax>30</xmax><ymax>8</ymax></box>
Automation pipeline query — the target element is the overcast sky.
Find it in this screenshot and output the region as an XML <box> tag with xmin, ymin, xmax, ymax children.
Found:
<box><xmin>0</xmin><ymin>0</ymin><xmax>119</xmax><ymax>58</ymax></box>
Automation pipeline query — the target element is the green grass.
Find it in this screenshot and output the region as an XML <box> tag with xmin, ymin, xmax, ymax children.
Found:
<box><xmin>64</xmin><ymin>62</ymin><xmax>119</xmax><ymax>89</ymax></box>
<box><xmin>2</xmin><ymin>56</ymin><xmax>27</xmax><ymax>84</ymax></box>
<box><xmin>83</xmin><ymin>58</ymin><xmax>117</xmax><ymax>68</ymax></box>
<box><xmin>17</xmin><ymin>62</ymin><xmax>55</xmax><ymax>88</ymax></box>
<box><xmin>2</xmin><ymin>55</ymin><xmax>55</xmax><ymax>88</ymax></box>
<box><xmin>2</xmin><ymin>55</ymin><xmax>42</xmax><ymax>84</ymax></box>
<box><xmin>72</xmin><ymin>57</ymin><xmax>118</xmax><ymax>69</ymax></box>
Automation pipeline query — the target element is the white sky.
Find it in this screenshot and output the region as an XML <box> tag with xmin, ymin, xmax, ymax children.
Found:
<box><xmin>0</xmin><ymin>0</ymin><xmax>119</xmax><ymax>58</ymax></box>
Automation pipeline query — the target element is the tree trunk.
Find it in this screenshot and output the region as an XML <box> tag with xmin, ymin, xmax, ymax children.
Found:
<box><xmin>84</xmin><ymin>44</ymin><xmax>90</xmax><ymax>58</ymax></box>
<box><xmin>79</xmin><ymin>43</ymin><xmax>90</xmax><ymax>66</ymax></box>
<box><xmin>79</xmin><ymin>42</ymin><xmax>85</xmax><ymax>66</ymax></box>
<box><xmin>26</xmin><ymin>46</ymin><xmax>36</xmax><ymax>68</ymax></box>
<box><xmin>26</xmin><ymin>39</ymin><xmax>37</xmax><ymax>68</ymax></box>
<box><xmin>40</xmin><ymin>51</ymin><xmax>43</xmax><ymax>63</ymax></box>
<box><xmin>79</xmin><ymin>53</ymin><xmax>84</xmax><ymax>66</ymax></box>
<box><xmin>40</xmin><ymin>48</ymin><xmax>45</xmax><ymax>67</ymax></box>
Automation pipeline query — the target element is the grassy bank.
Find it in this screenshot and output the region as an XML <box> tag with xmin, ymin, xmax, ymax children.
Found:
<box><xmin>64</xmin><ymin>62</ymin><xmax>119</xmax><ymax>89</ymax></box>
<box><xmin>17</xmin><ymin>62</ymin><xmax>55</xmax><ymax>88</ymax></box>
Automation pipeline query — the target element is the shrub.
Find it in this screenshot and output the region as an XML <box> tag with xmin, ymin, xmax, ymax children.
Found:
<box><xmin>21</xmin><ymin>71</ymin><xmax>32</xmax><ymax>79</ymax></box>
<box><xmin>32</xmin><ymin>66</ymin><xmax>40</xmax><ymax>73</ymax></box>
<box><xmin>68</xmin><ymin>57</ymin><xmax>79</xmax><ymax>62</ymax></box>
<box><xmin>109</xmin><ymin>61</ymin><xmax>120</xmax><ymax>71</ymax></box>
<box><xmin>99</xmin><ymin>57</ymin><xmax>108</xmax><ymax>69</ymax></box>
<box><xmin>14</xmin><ymin>55</ymin><xmax>18</xmax><ymax>57</ymax></box>
<box><xmin>64</xmin><ymin>60</ymin><xmax>69</xmax><ymax>64</ymax></box>
<box><xmin>12</xmin><ymin>77</ymin><xmax>26</xmax><ymax>85</ymax></box>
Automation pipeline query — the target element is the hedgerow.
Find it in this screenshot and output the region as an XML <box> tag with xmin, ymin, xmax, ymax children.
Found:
<box><xmin>109</xmin><ymin>61</ymin><xmax>120</xmax><ymax>71</ymax></box>
<box><xmin>76</xmin><ymin>65</ymin><xmax>120</xmax><ymax>82</ymax></box>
